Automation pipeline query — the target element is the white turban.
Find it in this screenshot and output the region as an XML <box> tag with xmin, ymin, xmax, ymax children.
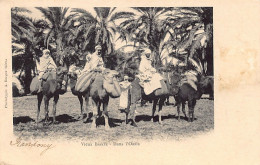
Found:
<box><xmin>43</xmin><ymin>49</ymin><xmax>50</xmax><ymax>55</ymax></box>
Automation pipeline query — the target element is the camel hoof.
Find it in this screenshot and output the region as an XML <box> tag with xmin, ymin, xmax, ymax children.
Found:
<box><xmin>78</xmin><ymin>115</ymin><xmax>84</xmax><ymax>120</ymax></box>
<box><xmin>43</xmin><ymin>121</ymin><xmax>51</xmax><ymax>126</ymax></box>
<box><xmin>105</xmin><ymin>126</ymin><xmax>110</xmax><ymax>130</ymax></box>
<box><xmin>159</xmin><ymin>121</ymin><xmax>162</xmax><ymax>125</ymax></box>
<box><xmin>131</xmin><ymin>122</ymin><xmax>138</xmax><ymax>127</ymax></box>
<box><xmin>52</xmin><ymin>121</ymin><xmax>58</xmax><ymax>125</ymax></box>
<box><xmin>83</xmin><ymin>118</ymin><xmax>88</xmax><ymax>123</ymax></box>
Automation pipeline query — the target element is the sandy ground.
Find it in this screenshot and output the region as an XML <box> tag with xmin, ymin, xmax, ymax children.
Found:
<box><xmin>13</xmin><ymin>92</ymin><xmax>214</xmax><ymax>142</ymax></box>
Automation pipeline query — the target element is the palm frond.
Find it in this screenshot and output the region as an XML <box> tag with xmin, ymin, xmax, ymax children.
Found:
<box><xmin>176</xmin><ymin>25</ymin><xmax>202</xmax><ymax>50</ymax></box>
<box><xmin>12</xmin><ymin>7</ymin><xmax>32</xmax><ymax>14</ymax></box>
<box><xmin>36</xmin><ymin>7</ymin><xmax>56</xmax><ymax>27</ymax></box>
<box><xmin>109</xmin><ymin>7</ymin><xmax>117</xmax><ymax>16</ymax></box>
<box><xmin>110</xmin><ymin>12</ymin><xmax>135</xmax><ymax>22</ymax></box>
<box><xmin>61</xmin><ymin>7</ymin><xmax>69</xmax><ymax>21</ymax></box>
<box><xmin>44</xmin><ymin>29</ymin><xmax>54</xmax><ymax>47</ymax></box>
<box><xmin>72</xmin><ymin>8</ymin><xmax>96</xmax><ymax>21</ymax></box>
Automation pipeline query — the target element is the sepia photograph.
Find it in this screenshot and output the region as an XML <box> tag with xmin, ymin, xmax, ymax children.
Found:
<box><xmin>12</xmin><ymin>7</ymin><xmax>214</xmax><ymax>141</ymax></box>
<box><xmin>1</xmin><ymin>0</ymin><xmax>260</xmax><ymax>164</ymax></box>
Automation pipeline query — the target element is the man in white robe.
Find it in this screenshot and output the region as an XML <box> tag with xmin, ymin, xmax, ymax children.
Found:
<box><xmin>81</xmin><ymin>45</ymin><xmax>105</xmax><ymax>73</ymax></box>
<box><xmin>138</xmin><ymin>49</ymin><xmax>168</xmax><ymax>95</ymax></box>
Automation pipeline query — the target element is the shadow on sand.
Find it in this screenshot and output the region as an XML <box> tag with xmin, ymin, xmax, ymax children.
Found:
<box><xmin>93</xmin><ymin>117</ymin><xmax>124</xmax><ymax>128</ymax></box>
<box><xmin>135</xmin><ymin>114</ymin><xmax>197</xmax><ymax>122</ymax></box>
<box><xmin>44</xmin><ymin>114</ymin><xmax>78</xmax><ymax>123</ymax></box>
<box><xmin>13</xmin><ymin>116</ymin><xmax>35</xmax><ymax>125</ymax></box>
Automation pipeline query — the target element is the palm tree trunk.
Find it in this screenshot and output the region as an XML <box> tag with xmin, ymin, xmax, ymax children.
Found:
<box><xmin>56</xmin><ymin>32</ymin><xmax>63</xmax><ymax>66</ymax></box>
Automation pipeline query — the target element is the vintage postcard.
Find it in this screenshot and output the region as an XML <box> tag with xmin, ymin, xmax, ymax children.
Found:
<box><xmin>0</xmin><ymin>0</ymin><xmax>259</xmax><ymax>164</ymax></box>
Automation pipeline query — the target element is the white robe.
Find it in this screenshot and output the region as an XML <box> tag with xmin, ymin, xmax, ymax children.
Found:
<box><xmin>119</xmin><ymin>81</ymin><xmax>131</xmax><ymax>109</ymax></box>
<box><xmin>138</xmin><ymin>56</ymin><xmax>163</xmax><ymax>95</ymax></box>
<box><xmin>82</xmin><ymin>52</ymin><xmax>104</xmax><ymax>73</ymax></box>
<box><xmin>37</xmin><ymin>55</ymin><xmax>57</xmax><ymax>79</ymax></box>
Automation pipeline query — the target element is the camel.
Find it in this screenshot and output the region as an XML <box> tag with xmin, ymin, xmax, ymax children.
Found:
<box><xmin>88</xmin><ymin>69</ymin><xmax>121</xmax><ymax>129</ymax></box>
<box><xmin>30</xmin><ymin>66</ymin><xmax>68</xmax><ymax>125</ymax></box>
<box><xmin>173</xmin><ymin>75</ymin><xmax>213</xmax><ymax>122</ymax></box>
<box><xmin>125</xmin><ymin>77</ymin><xmax>169</xmax><ymax>127</ymax></box>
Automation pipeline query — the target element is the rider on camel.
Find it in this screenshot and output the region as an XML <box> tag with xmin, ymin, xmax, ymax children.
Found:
<box><xmin>75</xmin><ymin>45</ymin><xmax>106</xmax><ymax>93</ymax></box>
<box><xmin>37</xmin><ymin>49</ymin><xmax>57</xmax><ymax>93</ymax></box>
<box><xmin>82</xmin><ymin>45</ymin><xmax>105</xmax><ymax>73</ymax></box>
<box><xmin>138</xmin><ymin>49</ymin><xmax>168</xmax><ymax>95</ymax></box>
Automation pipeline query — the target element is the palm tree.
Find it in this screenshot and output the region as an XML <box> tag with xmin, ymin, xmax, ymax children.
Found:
<box><xmin>71</xmin><ymin>7</ymin><xmax>134</xmax><ymax>68</ymax></box>
<box><xmin>36</xmin><ymin>7</ymin><xmax>75</xmax><ymax>66</ymax></box>
<box><xmin>118</xmin><ymin>7</ymin><xmax>175</xmax><ymax>68</ymax></box>
<box><xmin>166</xmin><ymin>7</ymin><xmax>213</xmax><ymax>75</ymax></box>
<box><xmin>12</xmin><ymin>16</ymin><xmax>47</xmax><ymax>93</ymax></box>
<box><xmin>11</xmin><ymin>7</ymin><xmax>33</xmax><ymax>40</ymax></box>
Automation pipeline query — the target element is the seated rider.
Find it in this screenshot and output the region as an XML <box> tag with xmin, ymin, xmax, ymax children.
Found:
<box><xmin>81</xmin><ymin>45</ymin><xmax>105</xmax><ymax>73</ymax></box>
<box><xmin>37</xmin><ymin>49</ymin><xmax>57</xmax><ymax>93</ymax></box>
<box><xmin>74</xmin><ymin>45</ymin><xmax>107</xmax><ymax>93</ymax></box>
<box><xmin>138</xmin><ymin>49</ymin><xmax>168</xmax><ymax>95</ymax></box>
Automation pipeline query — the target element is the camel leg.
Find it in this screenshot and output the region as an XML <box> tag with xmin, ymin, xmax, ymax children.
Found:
<box><xmin>177</xmin><ymin>102</ymin><xmax>181</xmax><ymax>121</ymax></box>
<box><xmin>158</xmin><ymin>98</ymin><xmax>165</xmax><ymax>124</ymax></box>
<box><xmin>85</xmin><ymin>93</ymin><xmax>90</xmax><ymax>117</ymax></box>
<box><xmin>91</xmin><ymin>100</ymin><xmax>99</xmax><ymax>130</ymax></box>
<box><xmin>52</xmin><ymin>94</ymin><xmax>59</xmax><ymax>124</ymax></box>
<box><xmin>187</xmin><ymin>99</ymin><xmax>193</xmax><ymax>122</ymax></box>
<box><xmin>36</xmin><ymin>93</ymin><xmax>43</xmax><ymax>126</ymax></box>
<box><xmin>103</xmin><ymin>97</ymin><xmax>110</xmax><ymax>130</ymax></box>
<box><xmin>83</xmin><ymin>93</ymin><xmax>90</xmax><ymax>123</ymax></box>
<box><xmin>78</xmin><ymin>95</ymin><xmax>84</xmax><ymax>120</ymax></box>
<box><xmin>174</xmin><ymin>96</ymin><xmax>181</xmax><ymax>121</ymax></box>
<box><xmin>151</xmin><ymin>99</ymin><xmax>158</xmax><ymax>122</ymax></box>
<box><xmin>182</xmin><ymin>101</ymin><xmax>187</xmax><ymax>119</ymax></box>
<box><xmin>43</xmin><ymin>95</ymin><xmax>50</xmax><ymax>124</ymax></box>
<box><xmin>191</xmin><ymin>99</ymin><xmax>197</xmax><ymax>122</ymax></box>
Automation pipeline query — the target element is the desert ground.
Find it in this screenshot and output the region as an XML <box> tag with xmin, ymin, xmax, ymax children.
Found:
<box><xmin>13</xmin><ymin>92</ymin><xmax>214</xmax><ymax>142</ymax></box>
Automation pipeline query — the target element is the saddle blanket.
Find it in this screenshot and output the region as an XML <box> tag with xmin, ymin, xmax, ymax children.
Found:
<box><xmin>180</xmin><ymin>71</ymin><xmax>198</xmax><ymax>91</ymax></box>
<box><xmin>75</xmin><ymin>71</ymin><xmax>95</xmax><ymax>93</ymax></box>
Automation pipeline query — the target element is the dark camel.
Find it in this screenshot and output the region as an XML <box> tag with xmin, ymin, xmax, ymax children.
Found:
<box><xmin>167</xmin><ymin>70</ymin><xmax>213</xmax><ymax>122</ymax></box>
<box><xmin>31</xmin><ymin>66</ymin><xmax>68</xmax><ymax>125</ymax></box>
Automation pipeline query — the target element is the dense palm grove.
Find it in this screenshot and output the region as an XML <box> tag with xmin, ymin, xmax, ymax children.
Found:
<box><xmin>12</xmin><ymin>7</ymin><xmax>213</xmax><ymax>94</ymax></box>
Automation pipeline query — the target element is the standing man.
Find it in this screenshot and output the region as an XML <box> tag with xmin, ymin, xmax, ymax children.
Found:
<box><xmin>37</xmin><ymin>49</ymin><xmax>57</xmax><ymax>93</ymax></box>
<box><xmin>119</xmin><ymin>75</ymin><xmax>131</xmax><ymax>110</ymax></box>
